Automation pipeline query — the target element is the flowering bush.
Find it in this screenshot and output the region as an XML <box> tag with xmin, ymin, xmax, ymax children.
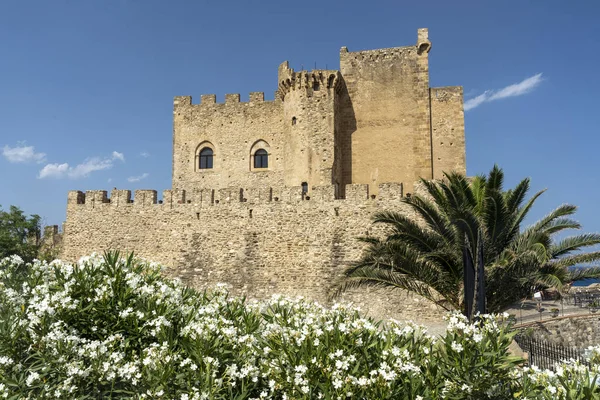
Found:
<box><xmin>0</xmin><ymin>251</ymin><xmax>599</xmax><ymax>399</ymax></box>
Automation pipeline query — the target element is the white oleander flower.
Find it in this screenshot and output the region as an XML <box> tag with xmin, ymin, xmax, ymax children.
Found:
<box><xmin>451</xmin><ymin>341</ymin><xmax>464</xmax><ymax>353</ymax></box>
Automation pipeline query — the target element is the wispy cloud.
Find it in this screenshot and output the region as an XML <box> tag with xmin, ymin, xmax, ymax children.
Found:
<box><xmin>464</xmin><ymin>73</ymin><xmax>544</xmax><ymax>111</ymax></box>
<box><xmin>139</xmin><ymin>151</ymin><xmax>150</xmax><ymax>158</ymax></box>
<box><xmin>127</xmin><ymin>173</ymin><xmax>149</xmax><ymax>183</ymax></box>
<box><xmin>112</xmin><ymin>151</ymin><xmax>125</xmax><ymax>162</ymax></box>
<box><xmin>2</xmin><ymin>144</ymin><xmax>46</xmax><ymax>163</ymax></box>
<box><xmin>38</xmin><ymin>151</ymin><xmax>125</xmax><ymax>179</ymax></box>
<box><xmin>38</xmin><ymin>163</ymin><xmax>70</xmax><ymax>179</ymax></box>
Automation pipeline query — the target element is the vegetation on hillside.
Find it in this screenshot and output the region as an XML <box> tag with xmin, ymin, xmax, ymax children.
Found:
<box><xmin>337</xmin><ymin>166</ymin><xmax>600</xmax><ymax>312</ymax></box>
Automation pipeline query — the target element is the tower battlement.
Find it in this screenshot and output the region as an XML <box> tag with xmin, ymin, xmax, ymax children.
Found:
<box><xmin>67</xmin><ymin>183</ymin><xmax>405</xmax><ymax>208</ymax></box>
<box><xmin>173</xmin><ymin>92</ymin><xmax>280</xmax><ymax>108</ymax></box>
<box><xmin>277</xmin><ymin>61</ymin><xmax>341</xmax><ymax>98</ymax></box>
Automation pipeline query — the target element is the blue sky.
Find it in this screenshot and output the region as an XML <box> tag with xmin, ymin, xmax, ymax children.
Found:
<box><xmin>1</xmin><ymin>1</ymin><xmax>599</xmax><ymax>237</ymax></box>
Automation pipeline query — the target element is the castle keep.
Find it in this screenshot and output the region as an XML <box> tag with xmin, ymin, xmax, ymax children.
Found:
<box><xmin>62</xmin><ymin>29</ymin><xmax>466</xmax><ymax>322</ymax></box>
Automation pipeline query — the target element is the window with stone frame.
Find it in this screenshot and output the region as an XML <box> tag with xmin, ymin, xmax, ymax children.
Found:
<box><xmin>253</xmin><ymin>149</ymin><xmax>268</xmax><ymax>169</ymax></box>
<box><xmin>199</xmin><ymin>147</ymin><xmax>213</xmax><ymax>169</ymax></box>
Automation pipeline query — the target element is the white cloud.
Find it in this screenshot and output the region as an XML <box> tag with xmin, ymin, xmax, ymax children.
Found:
<box><xmin>38</xmin><ymin>151</ymin><xmax>125</xmax><ymax>179</ymax></box>
<box><xmin>38</xmin><ymin>163</ymin><xmax>69</xmax><ymax>179</ymax></box>
<box><xmin>464</xmin><ymin>73</ymin><xmax>544</xmax><ymax>111</ymax></box>
<box><xmin>127</xmin><ymin>173</ymin><xmax>149</xmax><ymax>182</ymax></box>
<box><xmin>68</xmin><ymin>157</ymin><xmax>114</xmax><ymax>179</ymax></box>
<box><xmin>2</xmin><ymin>144</ymin><xmax>46</xmax><ymax>163</ymax></box>
<box><xmin>112</xmin><ymin>151</ymin><xmax>125</xmax><ymax>162</ymax></box>
<box><xmin>140</xmin><ymin>151</ymin><xmax>150</xmax><ymax>158</ymax></box>
<box><xmin>463</xmin><ymin>92</ymin><xmax>490</xmax><ymax>112</ymax></box>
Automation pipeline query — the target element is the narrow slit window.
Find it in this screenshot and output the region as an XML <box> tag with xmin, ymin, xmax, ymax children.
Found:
<box><xmin>199</xmin><ymin>147</ymin><xmax>213</xmax><ymax>169</ymax></box>
<box><xmin>327</xmin><ymin>74</ymin><xmax>335</xmax><ymax>88</ymax></box>
<box><xmin>254</xmin><ymin>149</ymin><xmax>268</xmax><ymax>169</ymax></box>
<box><xmin>301</xmin><ymin>182</ymin><xmax>308</xmax><ymax>194</ymax></box>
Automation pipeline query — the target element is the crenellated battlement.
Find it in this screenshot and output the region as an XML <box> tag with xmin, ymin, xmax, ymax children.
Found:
<box><xmin>173</xmin><ymin>92</ymin><xmax>280</xmax><ymax>108</ymax></box>
<box><xmin>430</xmin><ymin>86</ymin><xmax>463</xmax><ymax>102</ymax></box>
<box><xmin>277</xmin><ymin>61</ymin><xmax>341</xmax><ymax>97</ymax></box>
<box><xmin>340</xmin><ymin>45</ymin><xmax>416</xmax><ymax>58</ymax></box>
<box><xmin>67</xmin><ymin>183</ymin><xmax>406</xmax><ymax>209</ymax></box>
<box><xmin>340</xmin><ymin>27</ymin><xmax>430</xmax><ymax>62</ymax></box>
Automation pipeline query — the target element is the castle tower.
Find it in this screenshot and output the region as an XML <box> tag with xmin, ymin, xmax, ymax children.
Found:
<box><xmin>338</xmin><ymin>28</ymin><xmax>442</xmax><ymax>194</ymax></box>
<box><xmin>277</xmin><ymin>62</ymin><xmax>341</xmax><ymax>193</ymax></box>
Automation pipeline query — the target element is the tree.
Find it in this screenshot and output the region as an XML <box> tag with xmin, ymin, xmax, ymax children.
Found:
<box><xmin>336</xmin><ymin>166</ymin><xmax>600</xmax><ymax>313</ymax></box>
<box><xmin>0</xmin><ymin>205</ymin><xmax>41</xmax><ymax>263</ymax></box>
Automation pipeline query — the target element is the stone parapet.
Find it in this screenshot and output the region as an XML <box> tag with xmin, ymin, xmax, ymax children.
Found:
<box><xmin>67</xmin><ymin>183</ymin><xmax>414</xmax><ymax>209</ymax></box>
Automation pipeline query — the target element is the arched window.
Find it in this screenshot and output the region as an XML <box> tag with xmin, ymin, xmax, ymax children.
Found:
<box><xmin>199</xmin><ymin>147</ymin><xmax>213</xmax><ymax>169</ymax></box>
<box><xmin>249</xmin><ymin>139</ymin><xmax>270</xmax><ymax>172</ymax></box>
<box><xmin>254</xmin><ymin>149</ymin><xmax>268</xmax><ymax>169</ymax></box>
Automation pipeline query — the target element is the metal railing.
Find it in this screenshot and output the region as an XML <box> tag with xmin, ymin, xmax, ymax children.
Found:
<box><xmin>514</xmin><ymin>335</ymin><xmax>590</xmax><ymax>370</ymax></box>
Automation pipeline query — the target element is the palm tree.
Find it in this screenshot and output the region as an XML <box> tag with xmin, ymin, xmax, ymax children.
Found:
<box><xmin>335</xmin><ymin>166</ymin><xmax>600</xmax><ymax>313</ymax></box>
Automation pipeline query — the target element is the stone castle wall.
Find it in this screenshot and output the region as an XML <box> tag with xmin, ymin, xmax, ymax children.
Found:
<box><xmin>338</xmin><ymin>29</ymin><xmax>432</xmax><ymax>194</ymax></box>
<box><xmin>172</xmin><ymin>94</ymin><xmax>285</xmax><ymax>190</ymax></box>
<box><xmin>61</xmin><ymin>183</ymin><xmax>446</xmax><ymax>323</ymax></box>
<box><xmin>61</xmin><ymin>28</ymin><xmax>464</xmax><ymax>324</ymax></box>
<box><xmin>522</xmin><ymin>316</ymin><xmax>600</xmax><ymax>348</ymax></box>
<box><xmin>171</xmin><ymin>28</ymin><xmax>465</xmax><ymax>199</ymax></box>
<box><xmin>430</xmin><ymin>86</ymin><xmax>466</xmax><ymax>180</ymax></box>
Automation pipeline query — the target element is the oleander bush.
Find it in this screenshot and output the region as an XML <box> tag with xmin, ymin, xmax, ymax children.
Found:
<box><xmin>0</xmin><ymin>251</ymin><xmax>599</xmax><ymax>399</ymax></box>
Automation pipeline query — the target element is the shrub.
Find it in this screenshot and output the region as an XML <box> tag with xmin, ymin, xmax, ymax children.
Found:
<box><xmin>0</xmin><ymin>251</ymin><xmax>599</xmax><ymax>399</ymax></box>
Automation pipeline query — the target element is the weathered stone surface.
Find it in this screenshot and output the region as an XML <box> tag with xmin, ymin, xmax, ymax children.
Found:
<box><xmin>61</xmin><ymin>28</ymin><xmax>465</xmax><ymax>324</ymax></box>
<box><xmin>523</xmin><ymin>316</ymin><xmax>600</xmax><ymax>348</ymax></box>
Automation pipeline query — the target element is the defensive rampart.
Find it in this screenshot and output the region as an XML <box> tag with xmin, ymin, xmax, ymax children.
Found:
<box><xmin>62</xmin><ymin>183</ymin><xmax>445</xmax><ymax>323</ymax></box>
<box><xmin>61</xmin><ymin>28</ymin><xmax>464</xmax><ymax>324</ymax></box>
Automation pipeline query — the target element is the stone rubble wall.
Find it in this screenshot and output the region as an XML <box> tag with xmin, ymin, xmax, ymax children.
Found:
<box><xmin>61</xmin><ymin>28</ymin><xmax>466</xmax><ymax>326</ymax></box>
<box><xmin>523</xmin><ymin>315</ymin><xmax>600</xmax><ymax>348</ymax></box>
<box><xmin>61</xmin><ymin>183</ymin><xmax>446</xmax><ymax>324</ymax></box>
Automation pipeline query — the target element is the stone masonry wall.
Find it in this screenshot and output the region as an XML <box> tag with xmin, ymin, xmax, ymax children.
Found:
<box><xmin>430</xmin><ymin>86</ymin><xmax>466</xmax><ymax>179</ymax></box>
<box><xmin>277</xmin><ymin>64</ymin><xmax>340</xmax><ymax>189</ymax></box>
<box><xmin>61</xmin><ymin>183</ymin><xmax>446</xmax><ymax>324</ymax></box>
<box><xmin>172</xmin><ymin>94</ymin><xmax>285</xmax><ymax>190</ymax></box>
<box><xmin>524</xmin><ymin>316</ymin><xmax>600</xmax><ymax>348</ymax></box>
<box><xmin>61</xmin><ymin>28</ymin><xmax>465</xmax><ymax>325</ymax></box>
<box><xmin>338</xmin><ymin>28</ymin><xmax>433</xmax><ymax>194</ymax></box>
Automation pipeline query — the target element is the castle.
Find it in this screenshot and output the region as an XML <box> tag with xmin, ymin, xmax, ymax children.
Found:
<box><xmin>62</xmin><ymin>29</ymin><xmax>466</xmax><ymax>322</ymax></box>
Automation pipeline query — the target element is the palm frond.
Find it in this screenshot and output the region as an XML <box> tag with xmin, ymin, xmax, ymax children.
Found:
<box><xmin>470</xmin><ymin>175</ymin><xmax>488</xmax><ymax>215</ymax></box>
<box><xmin>567</xmin><ymin>267</ymin><xmax>600</xmax><ymax>282</ymax></box>
<box><xmin>529</xmin><ymin>204</ymin><xmax>578</xmax><ymax>233</ymax></box>
<box><xmin>419</xmin><ymin>178</ymin><xmax>450</xmax><ymax>212</ymax></box>
<box><xmin>550</xmin><ymin>251</ymin><xmax>600</xmax><ymax>268</ymax></box>
<box><xmin>539</xmin><ymin>217</ymin><xmax>581</xmax><ymax>235</ymax></box>
<box><xmin>404</xmin><ymin>196</ymin><xmax>456</xmax><ymax>244</ymax></box>
<box><xmin>550</xmin><ymin>234</ymin><xmax>600</xmax><ymax>258</ymax></box>
<box><xmin>486</xmin><ymin>164</ymin><xmax>504</xmax><ymax>193</ymax></box>
<box><xmin>512</xmin><ymin>189</ymin><xmax>546</xmax><ymax>230</ymax></box>
<box><xmin>356</xmin><ymin>236</ymin><xmax>383</xmax><ymax>245</ymax></box>
<box><xmin>371</xmin><ymin>211</ymin><xmax>444</xmax><ymax>253</ymax></box>
<box><xmin>333</xmin><ymin>266</ymin><xmax>458</xmax><ymax>310</ymax></box>
<box><xmin>504</xmin><ymin>178</ymin><xmax>530</xmax><ymax>213</ymax></box>
<box><xmin>451</xmin><ymin>210</ymin><xmax>482</xmax><ymax>255</ymax></box>
<box><xmin>484</xmin><ymin>188</ymin><xmax>511</xmax><ymax>252</ymax></box>
<box><xmin>533</xmin><ymin>273</ymin><xmax>566</xmax><ymax>291</ymax></box>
